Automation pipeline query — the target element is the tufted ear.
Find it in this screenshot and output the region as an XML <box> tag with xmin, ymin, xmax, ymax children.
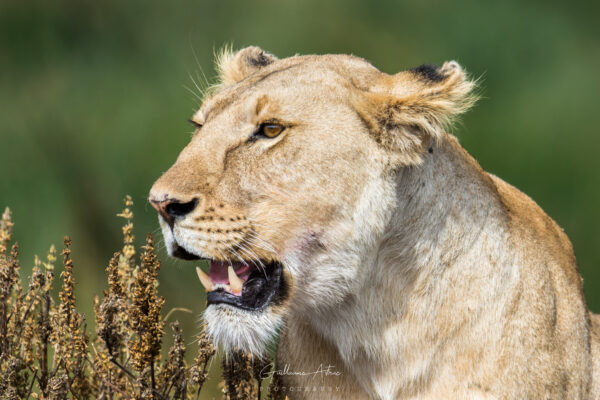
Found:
<box><xmin>355</xmin><ymin>61</ymin><xmax>478</xmax><ymax>165</ymax></box>
<box><xmin>216</xmin><ymin>46</ymin><xmax>278</xmax><ymax>86</ymax></box>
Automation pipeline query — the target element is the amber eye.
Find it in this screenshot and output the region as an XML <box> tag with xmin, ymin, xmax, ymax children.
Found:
<box><xmin>260</xmin><ymin>123</ymin><xmax>284</xmax><ymax>138</ymax></box>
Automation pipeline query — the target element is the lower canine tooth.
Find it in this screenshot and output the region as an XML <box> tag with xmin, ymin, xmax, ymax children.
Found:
<box><xmin>228</xmin><ymin>266</ymin><xmax>243</xmax><ymax>294</ymax></box>
<box><xmin>196</xmin><ymin>267</ymin><xmax>214</xmax><ymax>292</ymax></box>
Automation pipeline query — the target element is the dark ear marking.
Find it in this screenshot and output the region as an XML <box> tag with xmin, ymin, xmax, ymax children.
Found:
<box><xmin>247</xmin><ymin>51</ymin><xmax>273</xmax><ymax>67</ymax></box>
<box><xmin>411</xmin><ymin>64</ymin><xmax>445</xmax><ymax>82</ymax></box>
<box><xmin>216</xmin><ymin>46</ymin><xmax>278</xmax><ymax>85</ymax></box>
<box><xmin>354</xmin><ymin>60</ymin><xmax>477</xmax><ymax>165</ymax></box>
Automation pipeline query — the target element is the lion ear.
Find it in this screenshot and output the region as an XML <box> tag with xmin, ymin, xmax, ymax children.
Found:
<box><xmin>216</xmin><ymin>46</ymin><xmax>278</xmax><ymax>86</ymax></box>
<box><xmin>355</xmin><ymin>61</ymin><xmax>478</xmax><ymax>165</ymax></box>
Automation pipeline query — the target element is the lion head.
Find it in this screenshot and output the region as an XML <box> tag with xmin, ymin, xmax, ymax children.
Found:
<box><xmin>149</xmin><ymin>46</ymin><xmax>476</xmax><ymax>354</ymax></box>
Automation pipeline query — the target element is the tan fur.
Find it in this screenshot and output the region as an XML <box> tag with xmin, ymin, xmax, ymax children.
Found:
<box><xmin>149</xmin><ymin>47</ymin><xmax>599</xmax><ymax>399</ymax></box>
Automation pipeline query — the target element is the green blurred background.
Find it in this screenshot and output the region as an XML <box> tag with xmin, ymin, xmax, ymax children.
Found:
<box><xmin>1</xmin><ymin>0</ymin><xmax>599</xmax><ymax>397</ymax></box>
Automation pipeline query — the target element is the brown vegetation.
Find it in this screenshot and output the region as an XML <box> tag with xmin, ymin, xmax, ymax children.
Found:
<box><xmin>0</xmin><ymin>197</ymin><xmax>283</xmax><ymax>399</ymax></box>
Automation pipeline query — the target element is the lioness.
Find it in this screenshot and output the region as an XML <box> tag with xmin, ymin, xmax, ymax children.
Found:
<box><xmin>149</xmin><ymin>47</ymin><xmax>600</xmax><ymax>399</ymax></box>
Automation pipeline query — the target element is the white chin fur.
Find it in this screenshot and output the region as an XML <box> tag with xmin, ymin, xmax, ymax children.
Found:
<box><xmin>203</xmin><ymin>304</ymin><xmax>283</xmax><ymax>355</ymax></box>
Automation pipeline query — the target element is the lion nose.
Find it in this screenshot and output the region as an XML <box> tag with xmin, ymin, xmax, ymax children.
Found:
<box><xmin>149</xmin><ymin>198</ymin><xmax>198</xmax><ymax>226</ymax></box>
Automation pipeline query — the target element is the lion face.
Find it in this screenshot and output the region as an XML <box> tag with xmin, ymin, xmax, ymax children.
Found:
<box><xmin>149</xmin><ymin>47</ymin><xmax>476</xmax><ymax>354</ymax></box>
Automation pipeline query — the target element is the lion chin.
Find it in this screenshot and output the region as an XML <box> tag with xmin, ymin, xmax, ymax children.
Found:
<box><xmin>203</xmin><ymin>304</ymin><xmax>283</xmax><ymax>355</ymax></box>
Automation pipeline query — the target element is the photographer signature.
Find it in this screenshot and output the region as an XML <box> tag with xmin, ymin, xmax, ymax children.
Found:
<box><xmin>261</xmin><ymin>363</ymin><xmax>342</xmax><ymax>379</ymax></box>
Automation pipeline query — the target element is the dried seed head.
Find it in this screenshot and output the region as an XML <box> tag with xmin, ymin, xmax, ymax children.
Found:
<box><xmin>58</xmin><ymin>237</ymin><xmax>76</xmax><ymax>324</ymax></box>
<box><xmin>128</xmin><ymin>234</ymin><xmax>165</xmax><ymax>373</ymax></box>
<box><xmin>0</xmin><ymin>207</ymin><xmax>13</xmax><ymax>256</ymax></box>
<box><xmin>118</xmin><ymin>195</ymin><xmax>136</xmax><ymax>262</ymax></box>
<box><xmin>159</xmin><ymin>321</ymin><xmax>187</xmax><ymax>398</ymax></box>
<box><xmin>44</xmin><ymin>244</ymin><xmax>56</xmax><ymax>271</ymax></box>
<box><xmin>48</xmin><ymin>374</ymin><xmax>69</xmax><ymax>400</ymax></box>
<box><xmin>222</xmin><ymin>350</ymin><xmax>258</xmax><ymax>400</ymax></box>
<box><xmin>190</xmin><ymin>325</ymin><xmax>216</xmax><ymax>391</ymax></box>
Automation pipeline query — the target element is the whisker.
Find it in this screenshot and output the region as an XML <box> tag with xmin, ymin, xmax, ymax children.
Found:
<box><xmin>228</xmin><ymin>247</ymin><xmax>247</xmax><ymax>265</ymax></box>
<box><xmin>231</xmin><ymin>242</ymin><xmax>260</xmax><ymax>266</ymax></box>
<box><xmin>182</xmin><ymin>84</ymin><xmax>203</xmax><ymax>102</ymax></box>
<box><xmin>191</xmin><ymin>45</ymin><xmax>212</xmax><ymax>91</ymax></box>
<box><xmin>188</xmin><ymin>73</ymin><xmax>206</xmax><ymax>99</ymax></box>
<box><xmin>214</xmin><ymin>247</ymin><xmax>228</xmax><ymax>264</ymax></box>
<box><xmin>241</xmin><ymin>235</ymin><xmax>273</xmax><ymax>256</ymax></box>
<box><xmin>235</xmin><ymin>242</ymin><xmax>267</xmax><ymax>277</ymax></box>
<box><xmin>245</xmin><ymin>231</ymin><xmax>277</xmax><ymax>253</ymax></box>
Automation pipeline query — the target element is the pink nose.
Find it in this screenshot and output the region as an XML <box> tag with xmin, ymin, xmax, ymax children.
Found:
<box><xmin>149</xmin><ymin>198</ymin><xmax>198</xmax><ymax>226</ymax></box>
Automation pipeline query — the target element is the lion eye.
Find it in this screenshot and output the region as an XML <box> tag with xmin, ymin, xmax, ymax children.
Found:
<box><xmin>260</xmin><ymin>123</ymin><xmax>284</xmax><ymax>138</ymax></box>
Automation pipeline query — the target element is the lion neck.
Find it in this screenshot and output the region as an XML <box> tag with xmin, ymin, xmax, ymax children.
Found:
<box><xmin>282</xmin><ymin>134</ymin><xmax>507</xmax><ymax>397</ymax></box>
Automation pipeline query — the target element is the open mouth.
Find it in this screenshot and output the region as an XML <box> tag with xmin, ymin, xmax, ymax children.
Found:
<box><xmin>196</xmin><ymin>260</ymin><xmax>286</xmax><ymax>311</ymax></box>
<box><xmin>170</xmin><ymin>242</ymin><xmax>287</xmax><ymax>311</ymax></box>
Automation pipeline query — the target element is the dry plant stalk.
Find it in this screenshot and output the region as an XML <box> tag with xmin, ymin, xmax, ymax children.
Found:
<box><xmin>0</xmin><ymin>197</ymin><xmax>279</xmax><ymax>399</ymax></box>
